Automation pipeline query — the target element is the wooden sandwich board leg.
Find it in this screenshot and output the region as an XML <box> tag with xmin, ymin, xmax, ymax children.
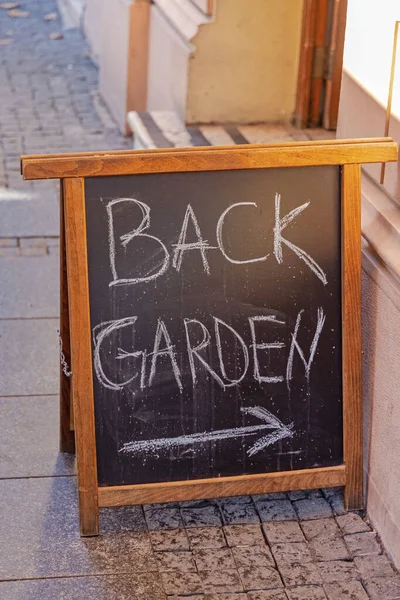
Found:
<box><xmin>63</xmin><ymin>177</ymin><xmax>99</xmax><ymax>536</ymax></box>
<box><xmin>342</xmin><ymin>164</ymin><xmax>363</xmax><ymax>510</ymax></box>
<box><xmin>60</xmin><ymin>179</ymin><xmax>75</xmax><ymax>453</ymax></box>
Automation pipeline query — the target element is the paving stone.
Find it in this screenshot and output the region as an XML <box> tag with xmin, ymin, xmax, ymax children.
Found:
<box><xmin>100</xmin><ymin>506</ymin><xmax>147</xmax><ymax>533</ymax></box>
<box><xmin>336</xmin><ymin>513</ymin><xmax>370</xmax><ymax>535</ymax></box>
<box><xmin>309</xmin><ymin>536</ymin><xmax>350</xmax><ymax>562</ymax></box>
<box><xmin>294</xmin><ymin>498</ymin><xmax>333</xmax><ymax>520</ymax></box>
<box><xmin>354</xmin><ymin>554</ymin><xmax>395</xmax><ymax>579</ymax></box>
<box><xmin>219</xmin><ymin>495</ymin><xmax>253</xmax><ymax>505</ymax></box>
<box><xmin>199</xmin><ymin>569</ymin><xmax>243</xmax><ymax>594</ymax></box>
<box><xmin>0</xmin><ymin>247</ymin><xmax>19</xmax><ymax>257</ymax></box>
<box><xmin>344</xmin><ymin>532</ymin><xmax>381</xmax><ymax>557</ymax></box>
<box><xmin>187</xmin><ymin>526</ymin><xmax>227</xmax><ymax>549</ymax></box>
<box><xmin>239</xmin><ymin>566</ymin><xmax>283</xmax><ymax>591</ymax></box>
<box><xmin>150</xmin><ymin>528</ymin><xmax>189</xmax><ymax>551</ymax></box>
<box><xmin>143</xmin><ymin>501</ymin><xmax>180</xmax><ymax>511</ymax></box>
<box><xmin>0</xmin><ymin>255</ymin><xmax>58</xmax><ymax>318</ymax></box>
<box><xmin>0</xmin><ymin>396</ymin><xmax>74</xmax><ymax>478</ymax></box>
<box><xmin>181</xmin><ymin>505</ymin><xmax>222</xmax><ymax>528</ymax></box>
<box><xmin>263</xmin><ymin>521</ymin><xmax>306</xmax><ymax>545</ymax></box>
<box><xmin>205</xmin><ymin>595</ymin><xmax>247</xmax><ymax>600</ymax></box>
<box><xmin>252</xmin><ymin>493</ymin><xmax>288</xmax><ymax>502</ymax></box>
<box><xmin>155</xmin><ymin>550</ymin><xmax>196</xmax><ymax>572</ymax></box>
<box><xmin>169</xmin><ymin>596</ymin><xmax>204</xmax><ymax>600</ymax></box>
<box><xmin>180</xmin><ymin>499</ymin><xmax>216</xmax><ymax>508</ymax></box>
<box><xmin>324</xmin><ymin>580</ymin><xmax>369</xmax><ymax>600</ymax></box>
<box><xmin>286</xmin><ymin>586</ymin><xmax>327</xmax><ymax>600</ymax></box>
<box><xmin>0</xmin><ymin>197</ymin><xmax>59</xmax><ymax>237</ymax></box>
<box><xmin>301</xmin><ymin>518</ymin><xmax>341</xmax><ymax>541</ymax></box>
<box><xmin>0</xmin><ymin>237</ymin><xmax>17</xmax><ymax>246</ymax></box>
<box><xmin>328</xmin><ymin>492</ymin><xmax>346</xmax><ymax>516</ymax></box>
<box><xmin>232</xmin><ymin>544</ymin><xmax>275</xmax><ymax>569</ymax></box>
<box><xmin>224</xmin><ymin>524</ymin><xmax>265</xmax><ymax>547</ymax></box>
<box><xmin>145</xmin><ymin>507</ymin><xmax>183</xmax><ymax>530</ymax></box>
<box><xmin>194</xmin><ymin>547</ymin><xmax>236</xmax><ymax>571</ymax></box>
<box><xmin>219</xmin><ymin>500</ymin><xmax>260</xmax><ymax>524</ymax></box>
<box><xmin>363</xmin><ymin>575</ymin><xmax>400</xmax><ymax>599</ymax></box>
<box><xmin>0</xmin><ymin>318</ymin><xmax>59</xmax><ymax>395</ymax></box>
<box><xmin>256</xmin><ymin>500</ymin><xmax>298</xmax><ymax>522</ymax></box>
<box><xmin>271</xmin><ymin>543</ymin><xmax>313</xmax><ymax>567</ymax></box>
<box><xmin>279</xmin><ymin>562</ymin><xmax>322</xmax><ymax>587</ymax></box>
<box><xmin>317</xmin><ymin>560</ymin><xmax>359</xmax><ymax>583</ymax></box>
<box><xmin>48</xmin><ymin>244</ymin><xmax>60</xmax><ymax>255</ymax></box>
<box><xmin>247</xmin><ymin>592</ymin><xmax>288</xmax><ymax>600</ymax></box>
<box><xmin>19</xmin><ymin>237</ymin><xmax>48</xmax><ymax>248</ymax></box>
<box><xmin>20</xmin><ymin>245</ymin><xmax>47</xmax><ymax>256</ymax></box>
<box><xmin>161</xmin><ymin>571</ymin><xmax>203</xmax><ymax>595</ymax></box>
<box><xmin>0</xmin><ymin>477</ymin><xmax>157</xmax><ymax>580</ymax></box>
<box><xmin>288</xmin><ymin>490</ymin><xmax>307</xmax><ymax>501</ymax></box>
<box><xmin>0</xmin><ymin>574</ymin><xmax>166</xmax><ymax>600</ymax></box>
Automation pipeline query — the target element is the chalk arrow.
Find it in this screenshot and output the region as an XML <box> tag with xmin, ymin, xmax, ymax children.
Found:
<box><xmin>119</xmin><ymin>406</ymin><xmax>294</xmax><ymax>457</ymax></box>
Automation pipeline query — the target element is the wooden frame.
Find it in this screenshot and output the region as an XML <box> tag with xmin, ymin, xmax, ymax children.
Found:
<box><xmin>21</xmin><ymin>138</ymin><xmax>397</xmax><ymax>536</ymax></box>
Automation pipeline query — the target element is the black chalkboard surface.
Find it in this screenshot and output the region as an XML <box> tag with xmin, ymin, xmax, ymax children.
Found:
<box><xmin>84</xmin><ymin>166</ymin><xmax>342</xmax><ymax>488</ymax></box>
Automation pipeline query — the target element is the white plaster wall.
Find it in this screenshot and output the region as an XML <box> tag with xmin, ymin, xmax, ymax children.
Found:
<box><xmin>97</xmin><ymin>0</ymin><xmax>130</xmax><ymax>132</ymax></box>
<box><xmin>83</xmin><ymin>0</ymin><xmax>104</xmax><ymax>63</ymax></box>
<box><xmin>146</xmin><ymin>3</ymin><xmax>192</xmax><ymax>121</ymax></box>
<box><xmin>344</xmin><ymin>0</ymin><xmax>400</xmax><ymax>119</ymax></box>
<box><xmin>57</xmin><ymin>0</ymin><xmax>85</xmax><ymax>29</ymax></box>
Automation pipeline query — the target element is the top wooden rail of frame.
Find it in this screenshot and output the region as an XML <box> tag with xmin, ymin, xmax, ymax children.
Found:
<box><xmin>21</xmin><ymin>137</ymin><xmax>398</xmax><ymax>180</ymax></box>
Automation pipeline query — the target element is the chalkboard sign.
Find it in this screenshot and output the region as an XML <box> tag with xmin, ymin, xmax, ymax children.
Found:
<box><xmin>21</xmin><ymin>137</ymin><xmax>398</xmax><ymax>535</ymax></box>
<box><xmin>85</xmin><ymin>166</ymin><xmax>342</xmax><ymax>488</ymax></box>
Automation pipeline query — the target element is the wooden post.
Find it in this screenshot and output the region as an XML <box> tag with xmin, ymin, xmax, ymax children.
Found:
<box><xmin>63</xmin><ymin>177</ymin><xmax>99</xmax><ymax>536</ymax></box>
<box><xmin>342</xmin><ymin>164</ymin><xmax>363</xmax><ymax>510</ymax></box>
<box><xmin>59</xmin><ymin>180</ymin><xmax>75</xmax><ymax>453</ymax></box>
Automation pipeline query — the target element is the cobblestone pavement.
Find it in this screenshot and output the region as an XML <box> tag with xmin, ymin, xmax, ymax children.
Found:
<box><xmin>1</xmin><ymin>1</ymin><xmax>400</xmax><ymax>599</ymax></box>
<box><xmin>0</xmin><ymin>0</ymin><xmax>130</xmax><ymax>192</ymax></box>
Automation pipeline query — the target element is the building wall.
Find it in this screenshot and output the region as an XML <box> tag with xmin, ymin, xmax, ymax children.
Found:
<box><xmin>186</xmin><ymin>0</ymin><xmax>303</xmax><ymax>123</ymax></box>
<box><xmin>362</xmin><ymin>246</ymin><xmax>400</xmax><ymax>569</ymax></box>
<box><xmin>83</xmin><ymin>0</ymin><xmax>103</xmax><ymax>63</ymax></box>
<box><xmin>338</xmin><ymin>0</ymin><xmax>400</xmax><ymax>568</ymax></box>
<box><xmin>147</xmin><ymin>0</ymin><xmax>303</xmax><ymax>124</ymax></box>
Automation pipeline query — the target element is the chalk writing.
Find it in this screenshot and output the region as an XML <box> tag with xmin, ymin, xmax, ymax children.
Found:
<box><xmin>93</xmin><ymin>308</ymin><xmax>325</xmax><ymax>394</ymax></box>
<box><xmin>273</xmin><ymin>193</ymin><xmax>328</xmax><ymax>285</ymax></box>
<box><xmin>107</xmin><ymin>195</ymin><xmax>327</xmax><ymax>286</ymax></box>
<box><xmin>119</xmin><ymin>405</ymin><xmax>294</xmax><ymax>457</ymax></box>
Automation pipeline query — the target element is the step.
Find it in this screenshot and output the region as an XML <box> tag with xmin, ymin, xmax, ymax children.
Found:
<box><xmin>127</xmin><ymin>110</ymin><xmax>313</xmax><ymax>150</ymax></box>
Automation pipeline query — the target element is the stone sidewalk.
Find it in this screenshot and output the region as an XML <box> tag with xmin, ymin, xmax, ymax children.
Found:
<box><xmin>1</xmin><ymin>1</ymin><xmax>400</xmax><ymax>599</ymax></box>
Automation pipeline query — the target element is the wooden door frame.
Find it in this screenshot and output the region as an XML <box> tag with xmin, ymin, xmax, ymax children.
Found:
<box><xmin>294</xmin><ymin>0</ymin><xmax>348</xmax><ymax>130</ymax></box>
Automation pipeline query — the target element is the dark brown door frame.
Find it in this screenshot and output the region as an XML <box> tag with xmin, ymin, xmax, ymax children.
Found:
<box><xmin>294</xmin><ymin>0</ymin><xmax>348</xmax><ymax>130</ymax></box>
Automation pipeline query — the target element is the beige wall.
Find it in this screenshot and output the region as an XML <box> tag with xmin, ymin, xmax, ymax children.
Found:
<box><xmin>187</xmin><ymin>0</ymin><xmax>302</xmax><ymax>123</ymax></box>
<box><xmin>147</xmin><ymin>0</ymin><xmax>303</xmax><ymax>124</ymax></box>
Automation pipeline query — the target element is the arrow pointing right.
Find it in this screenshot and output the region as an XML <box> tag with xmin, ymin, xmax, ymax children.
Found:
<box><xmin>119</xmin><ymin>405</ymin><xmax>294</xmax><ymax>457</ymax></box>
<box><xmin>241</xmin><ymin>406</ymin><xmax>294</xmax><ymax>456</ymax></box>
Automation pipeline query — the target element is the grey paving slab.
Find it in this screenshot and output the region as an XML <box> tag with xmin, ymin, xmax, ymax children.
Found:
<box><xmin>0</xmin><ymin>573</ymin><xmax>166</xmax><ymax>600</ymax></box>
<box><xmin>0</xmin><ymin>396</ymin><xmax>74</xmax><ymax>478</ymax></box>
<box><xmin>0</xmin><ymin>256</ymin><xmax>59</xmax><ymax>319</ymax></box>
<box><xmin>0</xmin><ymin>477</ymin><xmax>157</xmax><ymax>580</ymax></box>
<box><xmin>0</xmin><ymin>197</ymin><xmax>59</xmax><ymax>238</ymax></box>
<box><xmin>0</xmin><ymin>318</ymin><xmax>59</xmax><ymax>396</ymax></box>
